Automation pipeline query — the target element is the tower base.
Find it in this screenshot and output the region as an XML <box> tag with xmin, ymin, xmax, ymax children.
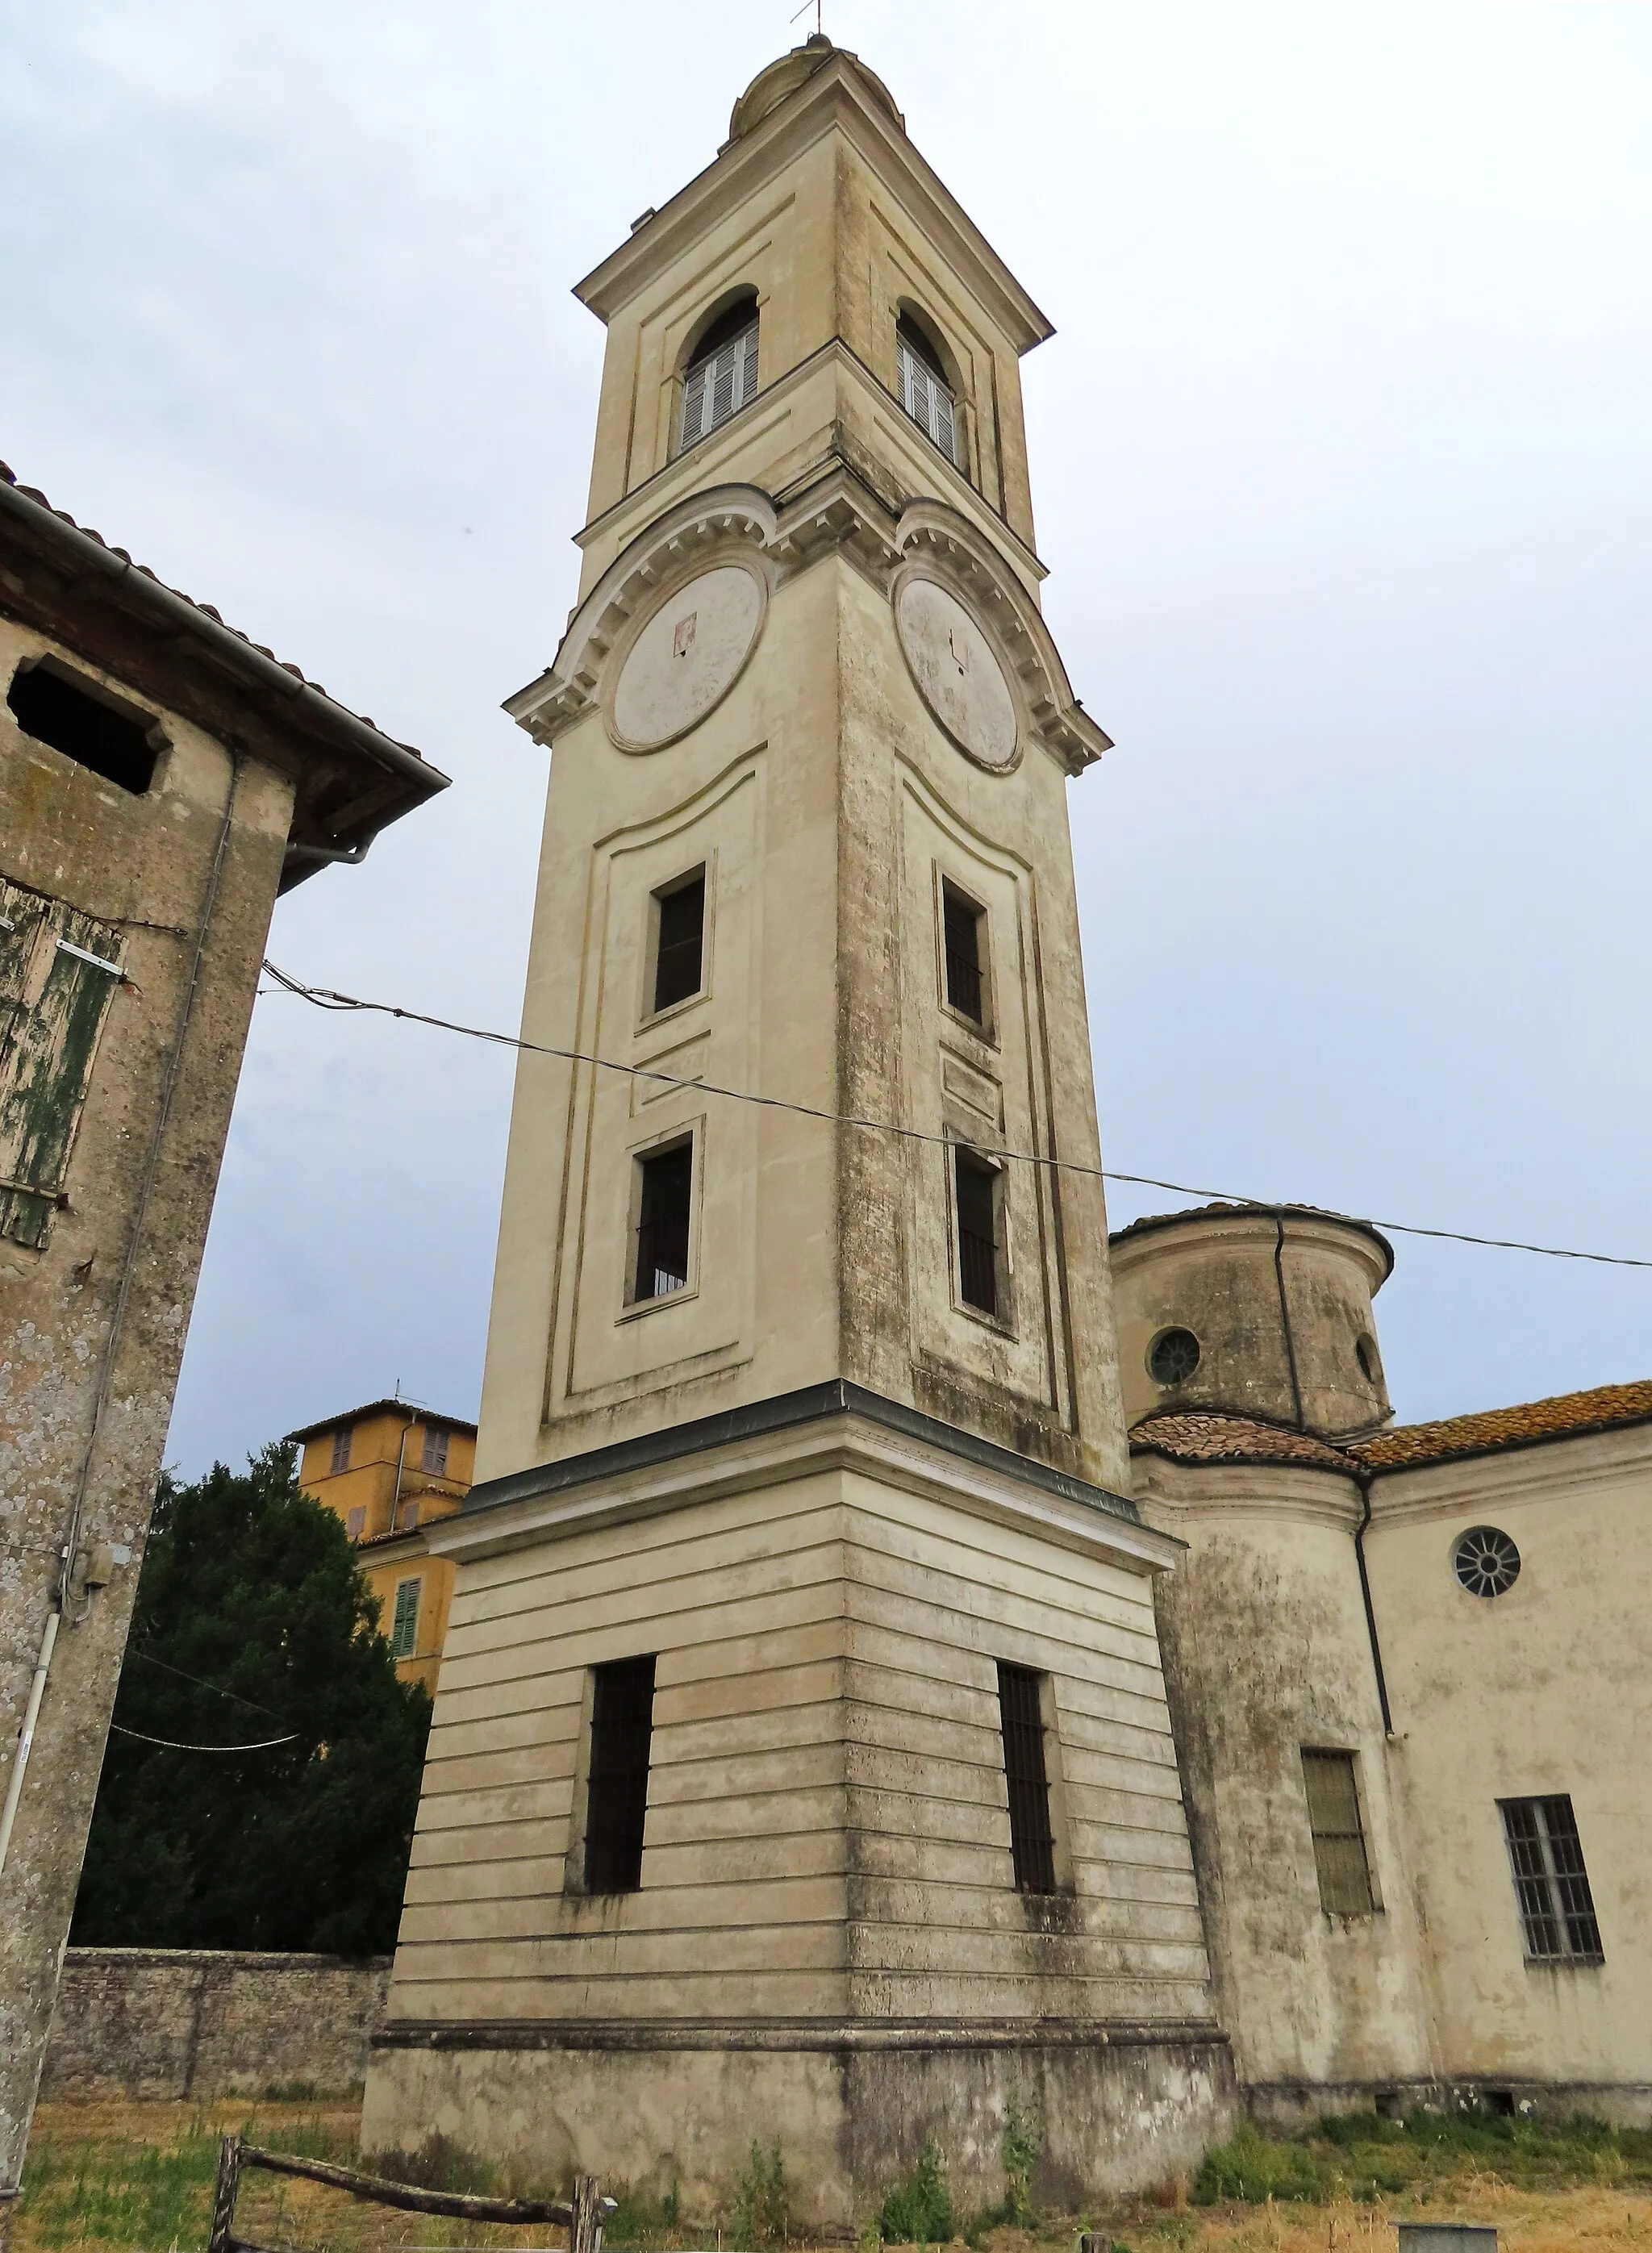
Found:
<box><xmin>363</xmin><ymin>2021</ymin><xmax>1237</xmax><ymax>2228</ymax></box>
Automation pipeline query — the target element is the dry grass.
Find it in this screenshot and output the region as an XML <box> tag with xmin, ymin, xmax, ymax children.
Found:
<box><xmin>12</xmin><ymin>2098</ymin><xmax>1652</xmax><ymax>2253</ymax></box>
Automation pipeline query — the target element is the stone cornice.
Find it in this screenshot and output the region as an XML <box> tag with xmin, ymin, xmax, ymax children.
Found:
<box><xmin>375</xmin><ymin>2014</ymin><xmax>1228</xmax><ymax>2055</ymax></box>
<box><xmin>506</xmin><ymin>457</ymin><xmax>1108</xmax><ymax>776</ymax></box>
<box><xmin>1133</xmin><ymin>1454</ymin><xmax>1364</xmax><ymax>1532</ymax></box>
<box><xmin>1367</xmin><ymin>1416</ymin><xmax>1652</xmax><ymax>1525</ymax></box>
<box><xmin>428</xmin><ymin>1383</ymin><xmax>1179</xmax><ymax>1579</ymax></box>
<box><xmin>575</xmin><ymin>55</ymin><xmax>1053</xmax><ymax>355</ymax></box>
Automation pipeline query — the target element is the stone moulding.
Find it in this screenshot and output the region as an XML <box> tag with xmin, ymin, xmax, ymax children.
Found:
<box><xmin>372</xmin><ymin>2015</ymin><xmax>1229</xmax><ymax>2053</ymax></box>
<box><xmin>504</xmin><ymin>470</ymin><xmax>1112</xmax><ymax>778</ymax></box>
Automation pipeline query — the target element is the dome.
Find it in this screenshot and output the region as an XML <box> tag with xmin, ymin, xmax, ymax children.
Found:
<box><xmin>727</xmin><ymin>35</ymin><xmax>904</xmax><ymax>144</ymax></box>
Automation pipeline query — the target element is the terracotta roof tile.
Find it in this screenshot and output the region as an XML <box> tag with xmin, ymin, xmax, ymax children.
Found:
<box><xmin>1130</xmin><ymin>1411</ymin><xmax>1357</xmax><ymax>1473</ymax></box>
<box><xmin>1353</xmin><ymin>1380</ymin><xmax>1652</xmax><ymax>1471</ymax></box>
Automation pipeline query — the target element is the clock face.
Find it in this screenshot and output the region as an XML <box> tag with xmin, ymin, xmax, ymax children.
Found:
<box><xmin>895</xmin><ymin>576</ymin><xmax>1017</xmax><ymax>770</ymax></box>
<box><xmin>610</xmin><ymin>564</ymin><xmax>765</xmax><ymax>752</ymax></box>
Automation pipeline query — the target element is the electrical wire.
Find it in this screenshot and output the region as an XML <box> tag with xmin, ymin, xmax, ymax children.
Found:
<box><xmin>259</xmin><ymin>959</ymin><xmax>1652</xmax><ymax>1275</ymax></box>
<box><xmin>108</xmin><ymin>1723</ymin><xmax>299</xmax><ymax>1753</ymax></box>
<box><xmin>127</xmin><ymin>1647</ymin><xmax>289</xmax><ymax>1721</ymax></box>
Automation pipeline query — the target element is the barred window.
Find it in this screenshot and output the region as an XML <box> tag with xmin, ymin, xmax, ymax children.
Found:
<box><xmin>1302</xmin><ymin>1748</ymin><xmax>1377</xmax><ymax>1915</ymax></box>
<box><xmin>997</xmin><ymin>1662</ymin><xmax>1057</xmax><ymax>1894</ymax></box>
<box><xmin>391</xmin><ymin>1578</ymin><xmax>421</xmax><ymax>1659</ymax></box>
<box><xmin>584</xmin><ymin>1654</ymin><xmax>657</xmax><ymax>1895</ymax></box>
<box><xmin>330</xmin><ymin>1425</ymin><xmax>353</xmax><ymax>1475</ymax></box>
<box><xmin>1500</xmin><ymin>1796</ymin><xmax>1603</xmax><ymax>1963</ymax></box>
<box><xmin>954</xmin><ymin>1145</ymin><xmax>1002</xmax><ymax>1319</ymax></box>
<box><xmin>632</xmin><ymin>1141</ymin><xmax>693</xmax><ymax>1304</ymax></box>
<box><xmin>897</xmin><ymin>313</ymin><xmax>961</xmax><ymax>469</ymax></box>
<box><xmin>680</xmin><ymin>302</ymin><xmax>759</xmax><ymax>451</ymax></box>
<box><xmin>420</xmin><ymin>1423</ymin><xmax>448</xmax><ymax>1476</ymax></box>
<box><xmin>942</xmin><ymin>882</ymin><xmax>987</xmax><ymax>1024</ymax></box>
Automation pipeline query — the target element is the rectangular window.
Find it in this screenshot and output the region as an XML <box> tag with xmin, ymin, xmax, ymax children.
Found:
<box><xmin>584</xmin><ymin>1654</ymin><xmax>657</xmax><ymax>1895</ymax></box>
<box><xmin>632</xmin><ymin>1141</ymin><xmax>693</xmax><ymax>1303</ymax></box>
<box><xmin>680</xmin><ymin>323</ymin><xmax>759</xmax><ymax>449</ymax></box>
<box><xmin>954</xmin><ymin>1145</ymin><xmax>1001</xmax><ymax>1318</ymax></box>
<box><xmin>330</xmin><ymin>1425</ymin><xmax>353</xmax><ymax>1475</ymax></box>
<box><xmin>0</xmin><ymin>884</ymin><xmax>124</xmax><ymax>1250</ymax></box>
<box><xmin>942</xmin><ymin>882</ymin><xmax>987</xmax><ymax>1024</ymax></box>
<box><xmin>898</xmin><ymin>336</ymin><xmax>959</xmax><ymax>467</ymax></box>
<box><xmin>652</xmin><ymin>870</ymin><xmax>706</xmax><ymax>1013</ymax></box>
<box><xmin>420</xmin><ymin>1423</ymin><xmax>448</xmax><ymax>1476</ymax></box>
<box><xmin>1302</xmin><ymin>1749</ymin><xmax>1378</xmax><ymax>1915</ymax></box>
<box><xmin>391</xmin><ymin>1578</ymin><xmax>421</xmax><ymax>1658</ymax></box>
<box><xmin>997</xmin><ymin>1662</ymin><xmax>1057</xmax><ymax>1894</ymax></box>
<box><xmin>1500</xmin><ymin>1796</ymin><xmax>1604</xmax><ymax>1963</ymax></box>
<box><xmin>345</xmin><ymin>1506</ymin><xmax>366</xmax><ymax>1541</ymax></box>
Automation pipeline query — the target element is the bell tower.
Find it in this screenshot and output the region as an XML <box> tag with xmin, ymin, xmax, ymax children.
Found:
<box><xmin>366</xmin><ymin>41</ymin><xmax>1234</xmax><ymax>2219</ymax></box>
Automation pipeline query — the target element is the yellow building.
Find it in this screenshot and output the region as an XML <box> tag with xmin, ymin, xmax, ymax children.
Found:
<box><xmin>288</xmin><ymin>1401</ymin><xmax>477</xmax><ymax>1696</ymax></box>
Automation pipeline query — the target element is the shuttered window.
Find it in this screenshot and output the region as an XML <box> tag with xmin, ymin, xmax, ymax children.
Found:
<box><xmin>584</xmin><ymin>1654</ymin><xmax>657</xmax><ymax>1894</ymax></box>
<box><xmin>897</xmin><ymin>317</ymin><xmax>960</xmax><ymax>469</ymax></box>
<box><xmin>391</xmin><ymin>1578</ymin><xmax>421</xmax><ymax>1658</ymax></box>
<box><xmin>0</xmin><ymin>881</ymin><xmax>123</xmax><ymax>1250</ymax></box>
<box><xmin>680</xmin><ymin>318</ymin><xmax>759</xmax><ymax>451</ymax></box>
<box><xmin>1302</xmin><ymin>1749</ymin><xmax>1377</xmax><ymax>1915</ymax></box>
<box><xmin>330</xmin><ymin>1425</ymin><xmax>353</xmax><ymax>1475</ymax></box>
<box><xmin>420</xmin><ymin>1423</ymin><xmax>448</xmax><ymax>1475</ymax></box>
<box><xmin>345</xmin><ymin>1507</ymin><xmax>366</xmax><ymax>1540</ymax></box>
<box><xmin>1500</xmin><ymin>1796</ymin><xmax>1603</xmax><ymax>1963</ymax></box>
<box><xmin>997</xmin><ymin>1662</ymin><xmax>1057</xmax><ymax>1894</ymax></box>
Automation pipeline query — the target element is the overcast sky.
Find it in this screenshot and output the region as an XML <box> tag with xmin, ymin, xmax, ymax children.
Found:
<box><xmin>4</xmin><ymin>2</ymin><xmax>1650</xmax><ymax>1474</ymax></box>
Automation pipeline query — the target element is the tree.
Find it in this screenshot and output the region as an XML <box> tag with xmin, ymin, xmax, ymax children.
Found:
<box><xmin>73</xmin><ymin>1442</ymin><xmax>432</xmax><ymax>1955</ymax></box>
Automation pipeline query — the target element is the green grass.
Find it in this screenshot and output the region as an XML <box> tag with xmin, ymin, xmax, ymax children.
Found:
<box><xmin>1194</xmin><ymin>2110</ymin><xmax>1652</xmax><ymax>2208</ymax></box>
<box><xmin>19</xmin><ymin>2127</ymin><xmax>222</xmax><ymax>2252</ymax></box>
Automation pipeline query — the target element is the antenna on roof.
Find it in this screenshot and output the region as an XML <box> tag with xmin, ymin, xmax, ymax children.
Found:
<box><xmin>788</xmin><ymin>0</ymin><xmax>824</xmax><ymax>33</ymax></box>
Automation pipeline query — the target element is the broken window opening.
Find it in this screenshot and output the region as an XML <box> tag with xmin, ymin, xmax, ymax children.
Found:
<box><xmin>8</xmin><ymin>660</ymin><xmax>161</xmax><ymax>795</ymax></box>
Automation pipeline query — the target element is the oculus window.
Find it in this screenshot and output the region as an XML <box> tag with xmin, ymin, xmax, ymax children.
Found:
<box><xmin>1149</xmin><ymin>1327</ymin><xmax>1201</xmax><ymax>1387</ymax></box>
<box><xmin>1454</xmin><ymin>1525</ymin><xmax>1521</xmax><ymax>1598</ymax></box>
<box><xmin>680</xmin><ymin>300</ymin><xmax>759</xmax><ymax>451</ymax></box>
<box><xmin>583</xmin><ymin>1654</ymin><xmax>657</xmax><ymax>1895</ymax></box>
<box><xmin>1500</xmin><ymin>1796</ymin><xmax>1603</xmax><ymax>1963</ymax></box>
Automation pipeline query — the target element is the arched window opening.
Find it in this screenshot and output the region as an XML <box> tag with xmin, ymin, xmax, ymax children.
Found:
<box><xmin>896</xmin><ymin>311</ymin><xmax>961</xmax><ymax>469</ymax></box>
<box><xmin>680</xmin><ymin>294</ymin><xmax>759</xmax><ymax>451</ymax></box>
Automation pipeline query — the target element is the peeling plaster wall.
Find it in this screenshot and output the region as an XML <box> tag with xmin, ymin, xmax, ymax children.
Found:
<box><xmin>0</xmin><ymin>611</ymin><xmax>293</xmax><ymax>2188</ymax></box>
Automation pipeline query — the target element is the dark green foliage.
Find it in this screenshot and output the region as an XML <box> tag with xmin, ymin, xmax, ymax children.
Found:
<box><xmin>879</xmin><ymin>2141</ymin><xmax>953</xmax><ymax>2244</ymax></box>
<box><xmin>73</xmin><ymin>1444</ymin><xmax>432</xmax><ymax>1955</ymax></box>
<box><xmin>1195</xmin><ymin>2123</ymin><xmax>1336</xmax><ymax>2205</ymax></box>
<box><xmin>603</xmin><ymin>2181</ymin><xmax>682</xmax><ymax>2246</ymax></box>
<box><xmin>1000</xmin><ymin>2101</ymin><xmax>1040</xmax><ymax>2226</ymax></box>
<box><xmin>732</xmin><ymin>2143</ymin><xmax>789</xmax><ymax>2248</ymax></box>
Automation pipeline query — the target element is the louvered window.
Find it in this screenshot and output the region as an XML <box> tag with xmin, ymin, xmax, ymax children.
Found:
<box><xmin>1500</xmin><ymin>1796</ymin><xmax>1603</xmax><ymax>1963</ymax></box>
<box><xmin>0</xmin><ymin>880</ymin><xmax>124</xmax><ymax>1250</ymax></box>
<box><xmin>897</xmin><ymin>316</ymin><xmax>960</xmax><ymax>469</ymax></box>
<box><xmin>997</xmin><ymin>1662</ymin><xmax>1057</xmax><ymax>1894</ymax></box>
<box><xmin>680</xmin><ymin>316</ymin><xmax>759</xmax><ymax>451</ymax></box>
<box><xmin>330</xmin><ymin>1425</ymin><xmax>353</xmax><ymax>1475</ymax></box>
<box><xmin>420</xmin><ymin>1423</ymin><xmax>448</xmax><ymax>1476</ymax></box>
<box><xmin>584</xmin><ymin>1654</ymin><xmax>657</xmax><ymax>1894</ymax></box>
<box><xmin>391</xmin><ymin>1578</ymin><xmax>421</xmax><ymax>1658</ymax></box>
<box><xmin>1302</xmin><ymin>1749</ymin><xmax>1377</xmax><ymax>1915</ymax></box>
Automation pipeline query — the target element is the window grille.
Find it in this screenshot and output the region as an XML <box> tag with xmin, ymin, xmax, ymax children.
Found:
<box><xmin>1301</xmin><ymin>1749</ymin><xmax>1377</xmax><ymax>1915</ymax></box>
<box><xmin>942</xmin><ymin>884</ymin><xmax>986</xmax><ymax>1023</ymax></box>
<box><xmin>633</xmin><ymin>1141</ymin><xmax>693</xmax><ymax>1302</ymax></box>
<box><xmin>997</xmin><ymin>1662</ymin><xmax>1057</xmax><ymax>1894</ymax></box>
<box><xmin>954</xmin><ymin>1146</ymin><xmax>999</xmax><ymax>1317</ymax></box>
<box><xmin>420</xmin><ymin>1423</ymin><xmax>448</xmax><ymax>1476</ymax></box>
<box><xmin>330</xmin><ymin>1426</ymin><xmax>353</xmax><ymax>1475</ymax></box>
<box><xmin>653</xmin><ymin>871</ymin><xmax>707</xmax><ymax>1012</ymax></box>
<box><xmin>391</xmin><ymin>1578</ymin><xmax>421</xmax><ymax>1658</ymax></box>
<box><xmin>1454</xmin><ymin>1525</ymin><xmax>1521</xmax><ymax>1598</ymax></box>
<box><xmin>1500</xmin><ymin>1796</ymin><xmax>1603</xmax><ymax>1963</ymax></box>
<box><xmin>897</xmin><ymin>319</ymin><xmax>960</xmax><ymax>468</ymax></box>
<box><xmin>680</xmin><ymin>319</ymin><xmax>759</xmax><ymax>450</ymax></box>
<box><xmin>584</xmin><ymin>1654</ymin><xmax>657</xmax><ymax>1894</ymax></box>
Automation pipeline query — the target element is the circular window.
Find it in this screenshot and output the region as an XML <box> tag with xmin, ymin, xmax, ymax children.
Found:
<box><xmin>1356</xmin><ymin>1335</ymin><xmax>1380</xmax><ymax>1383</ymax></box>
<box><xmin>1149</xmin><ymin>1327</ymin><xmax>1201</xmax><ymax>1387</ymax></box>
<box><xmin>1454</xmin><ymin>1525</ymin><xmax>1521</xmax><ymax>1599</ymax></box>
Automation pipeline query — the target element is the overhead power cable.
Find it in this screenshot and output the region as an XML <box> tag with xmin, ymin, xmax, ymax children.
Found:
<box><xmin>127</xmin><ymin>1646</ymin><xmax>289</xmax><ymax>1721</ymax></box>
<box><xmin>259</xmin><ymin>960</ymin><xmax>1652</xmax><ymax>1275</ymax></box>
<box><xmin>109</xmin><ymin>1723</ymin><xmax>299</xmax><ymax>1753</ymax></box>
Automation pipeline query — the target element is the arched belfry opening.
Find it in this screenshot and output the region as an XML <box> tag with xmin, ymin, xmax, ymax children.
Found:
<box><xmin>678</xmin><ymin>289</ymin><xmax>759</xmax><ymax>452</ymax></box>
<box><xmin>896</xmin><ymin>306</ymin><xmax>962</xmax><ymax>467</ymax></box>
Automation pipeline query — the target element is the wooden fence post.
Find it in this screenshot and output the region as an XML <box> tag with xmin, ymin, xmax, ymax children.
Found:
<box><xmin>569</xmin><ymin>2172</ymin><xmax>602</xmax><ymax>2253</ymax></box>
<box><xmin>207</xmin><ymin>2135</ymin><xmax>241</xmax><ymax>2253</ymax></box>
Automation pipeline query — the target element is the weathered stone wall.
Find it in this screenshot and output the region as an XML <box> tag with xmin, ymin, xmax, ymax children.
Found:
<box><xmin>41</xmin><ymin>1949</ymin><xmax>391</xmax><ymax>2100</ymax></box>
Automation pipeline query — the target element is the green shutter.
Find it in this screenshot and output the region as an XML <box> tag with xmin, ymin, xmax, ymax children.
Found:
<box><xmin>391</xmin><ymin>1579</ymin><xmax>421</xmax><ymax>1658</ymax></box>
<box><xmin>0</xmin><ymin>882</ymin><xmax>124</xmax><ymax>1249</ymax></box>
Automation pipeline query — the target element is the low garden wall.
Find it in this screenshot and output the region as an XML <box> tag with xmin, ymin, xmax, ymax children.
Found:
<box><xmin>41</xmin><ymin>1947</ymin><xmax>392</xmax><ymax>2100</ymax></box>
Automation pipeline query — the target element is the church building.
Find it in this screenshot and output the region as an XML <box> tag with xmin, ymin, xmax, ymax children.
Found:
<box><xmin>364</xmin><ymin>38</ymin><xmax>1648</xmax><ymax>2220</ymax></box>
